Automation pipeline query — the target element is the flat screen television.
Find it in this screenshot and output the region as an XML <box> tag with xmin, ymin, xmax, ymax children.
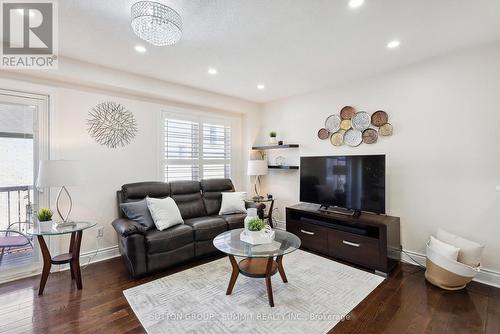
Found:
<box><xmin>300</xmin><ymin>155</ymin><xmax>386</xmax><ymax>214</ymax></box>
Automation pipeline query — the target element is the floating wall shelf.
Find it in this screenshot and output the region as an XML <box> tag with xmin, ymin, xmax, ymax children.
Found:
<box><xmin>252</xmin><ymin>144</ymin><xmax>299</xmax><ymax>150</ymax></box>
<box><xmin>268</xmin><ymin>165</ymin><xmax>299</xmax><ymax>170</ymax></box>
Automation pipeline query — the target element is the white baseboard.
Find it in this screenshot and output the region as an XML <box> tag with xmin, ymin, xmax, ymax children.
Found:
<box><xmin>400</xmin><ymin>249</ymin><xmax>500</xmax><ymax>289</ymax></box>
<box><xmin>56</xmin><ymin>245</ymin><xmax>120</xmax><ymax>272</ymax></box>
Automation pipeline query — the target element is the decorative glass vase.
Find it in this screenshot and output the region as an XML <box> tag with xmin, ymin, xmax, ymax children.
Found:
<box><xmin>244</xmin><ymin>208</ymin><xmax>258</xmax><ymax>230</ymax></box>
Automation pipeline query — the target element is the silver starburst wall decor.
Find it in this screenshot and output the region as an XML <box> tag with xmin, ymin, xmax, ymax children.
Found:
<box><xmin>87</xmin><ymin>102</ymin><xmax>138</xmax><ymax>148</ymax></box>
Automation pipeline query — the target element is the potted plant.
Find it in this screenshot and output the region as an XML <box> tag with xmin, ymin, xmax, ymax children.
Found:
<box><xmin>269</xmin><ymin>131</ymin><xmax>277</xmax><ymax>145</ymax></box>
<box><xmin>36</xmin><ymin>208</ymin><xmax>54</xmax><ymax>231</ymax></box>
<box><xmin>247</xmin><ymin>217</ymin><xmax>266</xmax><ymax>234</ymax></box>
<box><xmin>240</xmin><ymin>217</ymin><xmax>275</xmax><ymax>244</ymax></box>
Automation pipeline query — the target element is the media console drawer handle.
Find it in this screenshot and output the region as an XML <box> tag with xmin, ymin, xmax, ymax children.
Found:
<box><xmin>300</xmin><ymin>229</ymin><xmax>315</xmax><ymax>236</ymax></box>
<box><xmin>342</xmin><ymin>240</ymin><xmax>360</xmax><ymax>247</ymax></box>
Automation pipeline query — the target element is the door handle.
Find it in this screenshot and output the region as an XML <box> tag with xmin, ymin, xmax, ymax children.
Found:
<box><xmin>300</xmin><ymin>229</ymin><xmax>315</xmax><ymax>236</ymax></box>
<box><xmin>342</xmin><ymin>240</ymin><xmax>360</xmax><ymax>247</ymax></box>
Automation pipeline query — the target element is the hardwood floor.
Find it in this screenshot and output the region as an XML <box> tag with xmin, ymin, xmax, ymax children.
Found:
<box><xmin>0</xmin><ymin>253</ymin><xmax>499</xmax><ymax>334</ymax></box>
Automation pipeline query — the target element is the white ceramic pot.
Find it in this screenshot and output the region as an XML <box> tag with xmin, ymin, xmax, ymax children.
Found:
<box><xmin>39</xmin><ymin>220</ymin><xmax>54</xmax><ymax>232</ymax></box>
<box><xmin>269</xmin><ymin>137</ymin><xmax>278</xmax><ymax>145</ymax></box>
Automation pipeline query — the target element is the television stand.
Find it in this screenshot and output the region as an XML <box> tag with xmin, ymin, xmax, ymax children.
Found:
<box><xmin>286</xmin><ymin>203</ymin><xmax>401</xmax><ymax>275</ymax></box>
<box><xmin>318</xmin><ymin>205</ymin><xmax>360</xmax><ymax>217</ymax></box>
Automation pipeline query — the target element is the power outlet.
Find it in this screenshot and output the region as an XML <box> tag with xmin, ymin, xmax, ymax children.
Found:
<box><xmin>496</xmin><ymin>186</ymin><xmax>500</xmax><ymax>191</ymax></box>
<box><xmin>97</xmin><ymin>226</ymin><xmax>104</xmax><ymax>238</ymax></box>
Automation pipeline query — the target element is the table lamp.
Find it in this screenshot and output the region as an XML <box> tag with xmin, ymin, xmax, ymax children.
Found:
<box><xmin>36</xmin><ymin>160</ymin><xmax>81</xmax><ymax>224</ymax></box>
<box><xmin>247</xmin><ymin>160</ymin><xmax>268</xmax><ymax>200</ymax></box>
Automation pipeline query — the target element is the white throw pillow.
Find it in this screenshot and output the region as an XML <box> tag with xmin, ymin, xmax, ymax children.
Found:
<box><xmin>146</xmin><ymin>196</ymin><xmax>184</xmax><ymax>231</ymax></box>
<box><xmin>219</xmin><ymin>192</ymin><xmax>247</xmax><ymax>215</ymax></box>
<box><xmin>437</xmin><ymin>228</ymin><xmax>484</xmax><ymax>267</ymax></box>
<box><xmin>429</xmin><ymin>236</ymin><xmax>460</xmax><ymax>261</ymax></box>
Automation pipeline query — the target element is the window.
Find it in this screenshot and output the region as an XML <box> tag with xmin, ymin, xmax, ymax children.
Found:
<box><xmin>163</xmin><ymin>113</ymin><xmax>232</xmax><ymax>182</ymax></box>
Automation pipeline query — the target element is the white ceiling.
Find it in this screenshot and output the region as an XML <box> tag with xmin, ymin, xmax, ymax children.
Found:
<box><xmin>59</xmin><ymin>0</ymin><xmax>500</xmax><ymax>103</ymax></box>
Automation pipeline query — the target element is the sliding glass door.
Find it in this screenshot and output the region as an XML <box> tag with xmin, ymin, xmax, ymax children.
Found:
<box><xmin>0</xmin><ymin>91</ymin><xmax>49</xmax><ymax>280</ymax></box>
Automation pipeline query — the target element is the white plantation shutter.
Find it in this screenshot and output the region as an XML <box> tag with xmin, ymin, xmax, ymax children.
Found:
<box><xmin>163</xmin><ymin>114</ymin><xmax>231</xmax><ymax>182</ymax></box>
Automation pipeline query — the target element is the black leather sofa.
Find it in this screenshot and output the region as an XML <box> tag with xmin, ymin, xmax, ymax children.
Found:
<box><xmin>112</xmin><ymin>179</ymin><xmax>262</xmax><ymax>278</ymax></box>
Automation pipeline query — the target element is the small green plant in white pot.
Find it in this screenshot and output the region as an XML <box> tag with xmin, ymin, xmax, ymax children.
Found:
<box><xmin>269</xmin><ymin>131</ymin><xmax>277</xmax><ymax>145</ymax></box>
<box><xmin>248</xmin><ymin>217</ymin><xmax>266</xmax><ymax>233</ymax></box>
<box><xmin>36</xmin><ymin>208</ymin><xmax>54</xmax><ymax>231</ymax></box>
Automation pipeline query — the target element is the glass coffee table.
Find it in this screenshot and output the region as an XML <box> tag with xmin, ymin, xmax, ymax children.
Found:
<box><xmin>28</xmin><ymin>222</ymin><xmax>96</xmax><ymax>295</ymax></box>
<box><xmin>213</xmin><ymin>228</ymin><xmax>301</xmax><ymax>307</ymax></box>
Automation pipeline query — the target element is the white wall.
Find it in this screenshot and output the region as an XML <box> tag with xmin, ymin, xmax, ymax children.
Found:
<box><xmin>257</xmin><ymin>41</ymin><xmax>500</xmax><ymax>272</ymax></box>
<box><xmin>0</xmin><ymin>60</ymin><xmax>259</xmax><ymax>259</ymax></box>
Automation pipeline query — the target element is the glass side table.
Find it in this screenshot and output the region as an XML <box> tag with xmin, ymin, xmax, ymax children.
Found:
<box><xmin>244</xmin><ymin>197</ymin><xmax>275</xmax><ymax>227</ymax></box>
<box><xmin>28</xmin><ymin>222</ymin><xmax>96</xmax><ymax>295</ymax></box>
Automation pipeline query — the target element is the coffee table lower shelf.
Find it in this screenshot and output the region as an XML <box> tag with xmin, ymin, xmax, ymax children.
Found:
<box><xmin>225</xmin><ymin>255</ymin><xmax>288</xmax><ymax>307</ymax></box>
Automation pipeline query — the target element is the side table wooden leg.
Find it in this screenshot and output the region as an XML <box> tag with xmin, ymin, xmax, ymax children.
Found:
<box><xmin>265</xmin><ymin>257</ymin><xmax>275</xmax><ymax>307</ymax></box>
<box><xmin>276</xmin><ymin>255</ymin><xmax>288</xmax><ymax>283</ymax></box>
<box><xmin>226</xmin><ymin>255</ymin><xmax>239</xmax><ymax>295</ymax></box>
<box><xmin>37</xmin><ymin>236</ymin><xmax>52</xmax><ymax>296</ymax></box>
<box><xmin>72</xmin><ymin>231</ymin><xmax>83</xmax><ymax>289</ymax></box>
<box><xmin>69</xmin><ymin>232</ymin><xmax>75</xmax><ymax>280</ymax></box>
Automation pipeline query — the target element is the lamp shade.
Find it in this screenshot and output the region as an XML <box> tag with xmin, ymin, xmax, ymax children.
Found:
<box><xmin>36</xmin><ymin>160</ymin><xmax>82</xmax><ymax>188</ymax></box>
<box><xmin>247</xmin><ymin>160</ymin><xmax>268</xmax><ymax>176</ymax></box>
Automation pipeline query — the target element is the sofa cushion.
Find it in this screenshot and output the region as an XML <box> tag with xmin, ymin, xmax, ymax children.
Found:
<box><xmin>220</xmin><ymin>213</ymin><xmax>247</xmax><ymax>230</ymax></box>
<box><xmin>184</xmin><ymin>216</ymin><xmax>227</xmax><ymax>241</ymax></box>
<box><xmin>145</xmin><ymin>224</ymin><xmax>193</xmax><ymax>254</ymax></box>
<box><xmin>122</xmin><ymin>182</ymin><xmax>170</xmax><ymax>201</ymax></box>
<box><xmin>200</xmin><ymin>178</ymin><xmax>234</xmax><ymax>215</ymax></box>
<box><xmin>120</xmin><ymin>199</ymin><xmax>155</xmax><ymax>230</ymax></box>
<box><xmin>170</xmin><ymin>181</ymin><xmax>207</xmax><ymax>219</ymax></box>
<box><xmin>146</xmin><ymin>196</ymin><xmax>184</xmax><ymax>231</ymax></box>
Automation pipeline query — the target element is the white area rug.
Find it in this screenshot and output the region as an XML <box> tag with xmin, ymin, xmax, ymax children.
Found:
<box><xmin>124</xmin><ymin>250</ymin><xmax>384</xmax><ymax>334</ymax></box>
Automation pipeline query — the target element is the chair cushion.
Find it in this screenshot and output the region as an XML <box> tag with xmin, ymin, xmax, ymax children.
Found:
<box><xmin>170</xmin><ymin>181</ymin><xmax>207</xmax><ymax>219</ymax></box>
<box><xmin>145</xmin><ymin>224</ymin><xmax>193</xmax><ymax>254</ymax></box>
<box><xmin>200</xmin><ymin>179</ymin><xmax>234</xmax><ymax>215</ymax></box>
<box><xmin>220</xmin><ymin>213</ymin><xmax>247</xmax><ymax>230</ymax></box>
<box><xmin>184</xmin><ymin>216</ymin><xmax>227</xmax><ymax>241</ymax></box>
<box><xmin>0</xmin><ymin>236</ymin><xmax>30</xmax><ymax>247</ymax></box>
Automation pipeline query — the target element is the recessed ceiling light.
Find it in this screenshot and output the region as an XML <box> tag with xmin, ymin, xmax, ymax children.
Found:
<box><xmin>135</xmin><ymin>45</ymin><xmax>146</xmax><ymax>53</ymax></box>
<box><xmin>208</xmin><ymin>68</ymin><xmax>218</xmax><ymax>75</ymax></box>
<box><xmin>387</xmin><ymin>40</ymin><xmax>401</xmax><ymax>49</ymax></box>
<box><xmin>348</xmin><ymin>0</ymin><xmax>364</xmax><ymax>9</ymax></box>
<box><xmin>257</xmin><ymin>84</ymin><xmax>265</xmax><ymax>90</ymax></box>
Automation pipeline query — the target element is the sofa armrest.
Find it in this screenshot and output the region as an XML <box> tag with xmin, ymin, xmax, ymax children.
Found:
<box><xmin>245</xmin><ymin>202</ymin><xmax>266</xmax><ymax>219</ymax></box>
<box><xmin>112</xmin><ymin>218</ymin><xmax>146</xmax><ymax>237</ymax></box>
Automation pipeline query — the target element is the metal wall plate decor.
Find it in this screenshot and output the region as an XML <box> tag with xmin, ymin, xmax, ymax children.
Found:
<box><xmin>87</xmin><ymin>102</ymin><xmax>138</xmax><ymax>148</ymax></box>
<box><xmin>344</xmin><ymin>129</ymin><xmax>363</xmax><ymax>147</ymax></box>
<box><xmin>340</xmin><ymin>119</ymin><xmax>351</xmax><ymax>131</ymax></box>
<box><xmin>319</xmin><ymin>106</ymin><xmax>394</xmax><ymax>147</ymax></box>
<box><xmin>330</xmin><ymin>130</ymin><xmax>345</xmax><ymax>146</ymax></box>
<box><xmin>379</xmin><ymin>123</ymin><xmax>393</xmax><ymax>136</ymax></box>
<box><xmin>340</xmin><ymin>106</ymin><xmax>355</xmax><ymax>120</ymax></box>
<box><xmin>351</xmin><ymin>112</ymin><xmax>371</xmax><ymax>131</ymax></box>
<box><xmin>317</xmin><ymin>128</ymin><xmax>330</xmax><ymax>140</ymax></box>
<box><xmin>362</xmin><ymin>128</ymin><xmax>378</xmax><ymax>144</ymax></box>
<box><xmin>324</xmin><ymin>114</ymin><xmax>341</xmax><ymax>133</ymax></box>
<box><xmin>371</xmin><ymin>110</ymin><xmax>388</xmax><ymax>127</ymax></box>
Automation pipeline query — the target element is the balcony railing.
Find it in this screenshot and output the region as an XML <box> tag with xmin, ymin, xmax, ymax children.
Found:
<box><xmin>0</xmin><ymin>185</ymin><xmax>33</xmax><ymax>232</ymax></box>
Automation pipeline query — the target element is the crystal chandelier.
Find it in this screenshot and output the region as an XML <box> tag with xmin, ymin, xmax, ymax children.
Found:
<box><xmin>131</xmin><ymin>1</ymin><xmax>182</xmax><ymax>46</ymax></box>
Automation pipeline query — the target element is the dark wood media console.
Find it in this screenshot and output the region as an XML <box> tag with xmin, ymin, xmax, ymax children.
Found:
<box><xmin>286</xmin><ymin>203</ymin><xmax>401</xmax><ymax>275</ymax></box>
